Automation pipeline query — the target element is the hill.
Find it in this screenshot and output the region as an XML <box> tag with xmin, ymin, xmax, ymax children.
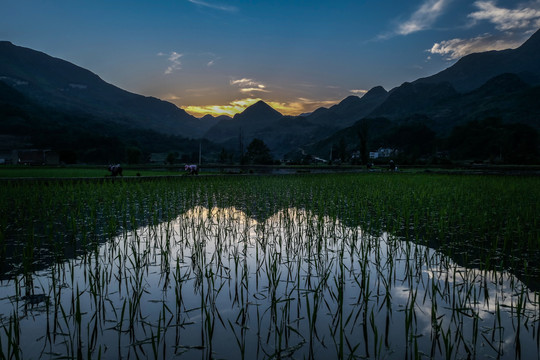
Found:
<box><xmin>414</xmin><ymin>29</ymin><xmax>540</xmax><ymax>92</ymax></box>
<box><xmin>0</xmin><ymin>80</ymin><xmax>221</xmax><ymax>164</ymax></box>
<box><xmin>204</xmin><ymin>101</ymin><xmax>282</xmax><ymax>142</ymax></box>
<box><xmin>0</xmin><ymin>41</ymin><xmax>215</xmax><ymax>138</ymax></box>
<box><xmin>2</xmin><ymin>28</ymin><xmax>540</xmax><ymax>163</ymax></box>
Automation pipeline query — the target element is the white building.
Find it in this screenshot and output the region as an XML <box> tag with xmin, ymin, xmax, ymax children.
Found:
<box><xmin>369</xmin><ymin>148</ymin><xmax>396</xmax><ymax>159</ymax></box>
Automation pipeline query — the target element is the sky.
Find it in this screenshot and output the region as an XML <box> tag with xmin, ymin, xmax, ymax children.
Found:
<box><xmin>2</xmin><ymin>0</ymin><xmax>540</xmax><ymax>117</ymax></box>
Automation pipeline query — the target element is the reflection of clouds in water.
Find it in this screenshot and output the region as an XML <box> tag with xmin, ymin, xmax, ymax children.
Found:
<box><xmin>1</xmin><ymin>206</ymin><xmax>538</xmax><ymax>359</ymax></box>
<box><xmin>423</xmin><ymin>257</ymin><xmax>538</xmax><ymax>318</ymax></box>
<box><xmin>177</xmin><ymin>206</ymin><xmax>539</xmax><ymax>321</ymax></box>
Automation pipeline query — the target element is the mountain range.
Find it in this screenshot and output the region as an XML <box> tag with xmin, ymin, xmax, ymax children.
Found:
<box><xmin>1</xmin><ymin>29</ymin><xmax>540</xmax><ymax>161</ymax></box>
<box><xmin>0</xmin><ymin>41</ymin><xmax>218</xmax><ymax>138</ymax></box>
<box><xmin>204</xmin><ymin>29</ymin><xmax>540</xmax><ymax>157</ymax></box>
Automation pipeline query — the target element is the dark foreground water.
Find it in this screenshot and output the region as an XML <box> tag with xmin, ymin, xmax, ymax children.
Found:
<box><xmin>1</xmin><ymin>207</ymin><xmax>538</xmax><ymax>359</ymax></box>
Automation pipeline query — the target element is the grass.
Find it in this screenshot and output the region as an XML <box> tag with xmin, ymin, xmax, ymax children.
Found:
<box><xmin>0</xmin><ymin>165</ymin><xmax>186</xmax><ymax>178</ymax></box>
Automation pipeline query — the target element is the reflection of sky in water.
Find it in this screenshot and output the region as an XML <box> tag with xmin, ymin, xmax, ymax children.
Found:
<box><xmin>0</xmin><ymin>207</ymin><xmax>538</xmax><ymax>359</ymax></box>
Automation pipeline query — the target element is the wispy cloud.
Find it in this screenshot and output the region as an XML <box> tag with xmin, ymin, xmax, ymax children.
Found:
<box><xmin>163</xmin><ymin>94</ymin><xmax>182</xmax><ymax>101</ymax></box>
<box><xmin>350</xmin><ymin>89</ymin><xmax>368</xmax><ymax>96</ymax></box>
<box><xmin>187</xmin><ymin>0</ymin><xmax>238</xmax><ymax>13</ymax></box>
<box><xmin>375</xmin><ymin>0</ymin><xmax>452</xmax><ymax>40</ymax></box>
<box><xmin>240</xmin><ymin>88</ymin><xmax>270</xmax><ymax>93</ymax></box>
<box><xmin>230</xmin><ymin>78</ymin><xmax>269</xmax><ymax>93</ymax></box>
<box><xmin>428</xmin><ymin>1</ymin><xmax>539</xmax><ymax>60</ymax></box>
<box><xmin>428</xmin><ymin>33</ymin><xmax>525</xmax><ymax>59</ymax></box>
<box><xmin>230</xmin><ymin>78</ymin><xmax>263</xmax><ymax>87</ymax></box>
<box><xmin>397</xmin><ymin>0</ymin><xmax>452</xmax><ymax>35</ymax></box>
<box><xmin>158</xmin><ymin>51</ymin><xmax>183</xmax><ymax>74</ymax></box>
<box><xmin>468</xmin><ymin>0</ymin><xmax>540</xmax><ymax>30</ymax></box>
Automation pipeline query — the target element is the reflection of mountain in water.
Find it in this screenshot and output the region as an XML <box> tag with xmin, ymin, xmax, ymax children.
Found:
<box><xmin>3</xmin><ymin>197</ymin><xmax>539</xmax><ymax>294</ymax></box>
<box><xmin>1</xmin><ymin>205</ymin><xmax>537</xmax><ymax>359</ymax></box>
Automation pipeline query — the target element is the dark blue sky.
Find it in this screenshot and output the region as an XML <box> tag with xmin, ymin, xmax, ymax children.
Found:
<box><xmin>2</xmin><ymin>0</ymin><xmax>539</xmax><ymax>116</ymax></box>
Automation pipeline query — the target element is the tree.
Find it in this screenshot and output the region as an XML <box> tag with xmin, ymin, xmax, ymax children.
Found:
<box><xmin>166</xmin><ymin>151</ymin><xmax>178</xmax><ymax>165</ymax></box>
<box><xmin>385</xmin><ymin>123</ymin><xmax>436</xmax><ymax>161</ymax></box>
<box><xmin>126</xmin><ymin>146</ymin><xmax>142</xmax><ymax>164</ymax></box>
<box><xmin>357</xmin><ymin>119</ymin><xmax>370</xmax><ymax>165</ymax></box>
<box><xmin>447</xmin><ymin>118</ymin><xmax>539</xmax><ymax>163</ymax></box>
<box><xmin>245</xmin><ymin>138</ymin><xmax>274</xmax><ymax>164</ymax></box>
<box><xmin>338</xmin><ymin>137</ymin><xmax>347</xmax><ymax>162</ymax></box>
<box><xmin>219</xmin><ymin>148</ymin><xmax>229</xmax><ymax>164</ymax></box>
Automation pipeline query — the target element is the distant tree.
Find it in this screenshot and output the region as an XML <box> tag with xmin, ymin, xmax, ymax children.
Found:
<box><xmin>447</xmin><ymin>117</ymin><xmax>538</xmax><ymax>163</ymax></box>
<box><xmin>330</xmin><ymin>138</ymin><xmax>347</xmax><ymax>164</ymax></box>
<box><xmin>357</xmin><ymin>119</ymin><xmax>370</xmax><ymax>165</ymax></box>
<box><xmin>385</xmin><ymin>123</ymin><xmax>436</xmax><ymax>161</ymax></box>
<box><xmin>126</xmin><ymin>146</ymin><xmax>142</xmax><ymax>164</ymax></box>
<box><xmin>338</xmin><ymin>137</ymin><xmax>347</xmax><ymax>162</ymax></box>
<box><xmin>166</xmin><ymin>152</ymin><xmax>178</xmax><ymax>165</ymax></box>
<box><xmin>245</xmin><ymin>138</ymin><xmax>274</xmax><ymax>165</ymax></box>
<box><xmin>219</xmin><ymin>148</ymin><xmax>228</xmax><ymax>164</ymax></box>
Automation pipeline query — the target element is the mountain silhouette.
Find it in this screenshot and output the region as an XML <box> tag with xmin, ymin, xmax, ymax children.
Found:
<box><xmin>308</xmin><ymin>87</ymin><xmax>388</xmax><ymax>128</ymax></box>
<box><xmin>0</xmin><ymin>79</ymin><xmax>223</xmax><ymax>161</ymax></box>
<box><xmin>204</xmin><ymin>101</ymin><xmax>282</xmax><ymax>143</ymax></box>
<box><xmin>234</xmin><ymin>100</ymin><xmax>282</xmax><ymax>122</ymax></box>
<box><xmin>370</xmin><ymin>81</ymin><xmax>458</xmax><ymax>119</ymax></box>
<box><xmin>414</xmin><ymin>29</ymin><xmax>540</xmax><ymax>92</ymax></box>
<box><xmin>0</xmin><ymin>41</ymin><xmax>213</xmax><ymax>137</ymax></box>
<box><xmin>2</xmin><ymin>28</ymin><xmax>540</xmax><ymax>161</ymax></box>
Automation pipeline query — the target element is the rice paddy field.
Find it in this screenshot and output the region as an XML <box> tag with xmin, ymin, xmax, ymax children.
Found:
<box><xmin>0</xmin><ymin>173</ymin><xmax>538</xmax><ymax>359</ymax></box>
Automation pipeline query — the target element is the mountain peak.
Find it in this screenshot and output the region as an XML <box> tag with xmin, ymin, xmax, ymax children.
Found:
<box><xmin>338</xmin><ymin>95</ymin><xmax>361</xmax><ymax>106</ymax></box>
<box><xmin>250</xmin><ymin>100</ymin><xmax>278</xmax><ymax>112</ymax></box>
<box><xmin>234</xmin><ymin>100</ymin><xmax>282</xmax><ymax>120</ymax></box>
<box><xmin>474</xmin><ymin>73</ymin><xmax>529</xmax><ymax>96</ymax></box>
<box><xmin>363</xmin><ymin>86</ymin><xmax>387</xmax><ymax>98</ymax></box>
<box><xmin>0</xmin><ymin>41</ymin><xmax>213</xmax><ymax>137</ymax></box>
<box><xmin>517</xmin><ymin>28</ymin><xmax>540</xmax><ymax>51</ymax></box>
<box><xmin>413</xmin><ymin>29</ymin><xmax>540</xmax><ymax>92</ymax></box>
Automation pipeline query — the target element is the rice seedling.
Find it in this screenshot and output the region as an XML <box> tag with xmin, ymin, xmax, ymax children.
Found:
<box><xmin>0</xmin><ymin>173</ymin><xmax>538</xmax><ymax>358</ymax></box>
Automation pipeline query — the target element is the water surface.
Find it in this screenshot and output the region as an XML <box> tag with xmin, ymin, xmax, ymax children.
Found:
<box><xmin>1</xmin><ymin>207</ymin><xmax>538</xmax><ymax>359</ymax></box>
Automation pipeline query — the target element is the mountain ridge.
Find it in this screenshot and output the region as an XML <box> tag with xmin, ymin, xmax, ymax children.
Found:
<box><xmin>413</xmin><ymin>29</ymin><xmax>540</xmax><ymax>92</ymax></box>
<box><xmin>2</xmin><ymin>28</ymin><xmax>540</xmax><ymax>161</ymax></box>
<box><xmin>0</xmin><ymin>41</ymin><xmax>214</xmax><ymax>138</ymax></box>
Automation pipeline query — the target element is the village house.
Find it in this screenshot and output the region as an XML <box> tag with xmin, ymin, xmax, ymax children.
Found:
<box><xmin>11</xmin><ymin>149</ymin><xmax>60</xmax><ymax>165</ymax></box>
<box><xmin>369</xmin><ymin>148</ymin><xmax>396</xmax><ymax>159</ymax></box>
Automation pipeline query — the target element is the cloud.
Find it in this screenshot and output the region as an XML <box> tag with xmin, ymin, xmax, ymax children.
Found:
<box><xmin>350</xmin><ymin>89</ymin><xmax>368</xmax><ymax>95</ymax></box>
<box><xmin>230</xmin><ymin>78</ymin><xmax>263</xmax><ymax>87</ymax></box>
<box><xmin>163</xmin><ymin>94</ymin><xmax>182</xmax><ymax>101</ymax></box>
<box><xmin>183</xmin><ymin>98</ymin><xmax>262</xmax><ymax>117</ymax></box>
<box><xmin>397</xmin><ymin>0</ymin><xmax>452</xmax><ymax>35</ymax></box>
<box><xmin>428</xmin><ymin>33</ymin><xmax>525</xmax><ymax>59</ymax></box>
<box><xmin>187</xmin><ymin>0</ymin><xmax>238</xmax><ymax>12</ymax></box>
<box><xmin>428</xmin><ymin>1</ymin><xmax>539</xmax><ymax>60</ymax></box>
<box><xmin>240</xmin><ymin>88</ymin><xmax>270</xmax><ymax>93</ymax></box>
<box><xmin>230</xmin><ymin>78</ymin><xmax>270</xmax><ymax>94</ymax></box>
<box><xmin>468</xmin><ymin>1</ymin><xmax>540</xmax><ymax>31</ymax></box>
<box><xmin>268</xmin><ymin>98</ymin><xmax>339</xmax><ymax>115</ymax></box>
<box><xmin>158</xmin><ymin>51</ymin><xmax>183</xmax><ymax>74</ymax></box>
<box><xmin>183</xmin><ymin>97</ymin><xmax>341</xmax><ymax>117</ymax></box>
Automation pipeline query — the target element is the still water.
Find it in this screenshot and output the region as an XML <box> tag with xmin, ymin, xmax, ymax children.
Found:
<box><xmin>1</xmin><ymin>207</ymin><xmax>538</xmax><ymax>359</ymax></box>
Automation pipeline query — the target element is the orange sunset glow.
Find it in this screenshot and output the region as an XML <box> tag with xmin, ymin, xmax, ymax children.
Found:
<box><xmin>182</xmin><ymin>98</ymin><xmax>340</xmax><ymax>118</ymax></box>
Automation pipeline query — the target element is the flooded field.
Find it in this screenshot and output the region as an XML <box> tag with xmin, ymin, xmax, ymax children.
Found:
<box><xmin>0</xmin><ymin>174</ymin><xmax>538</xmax><ymax>359</ymax></box>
